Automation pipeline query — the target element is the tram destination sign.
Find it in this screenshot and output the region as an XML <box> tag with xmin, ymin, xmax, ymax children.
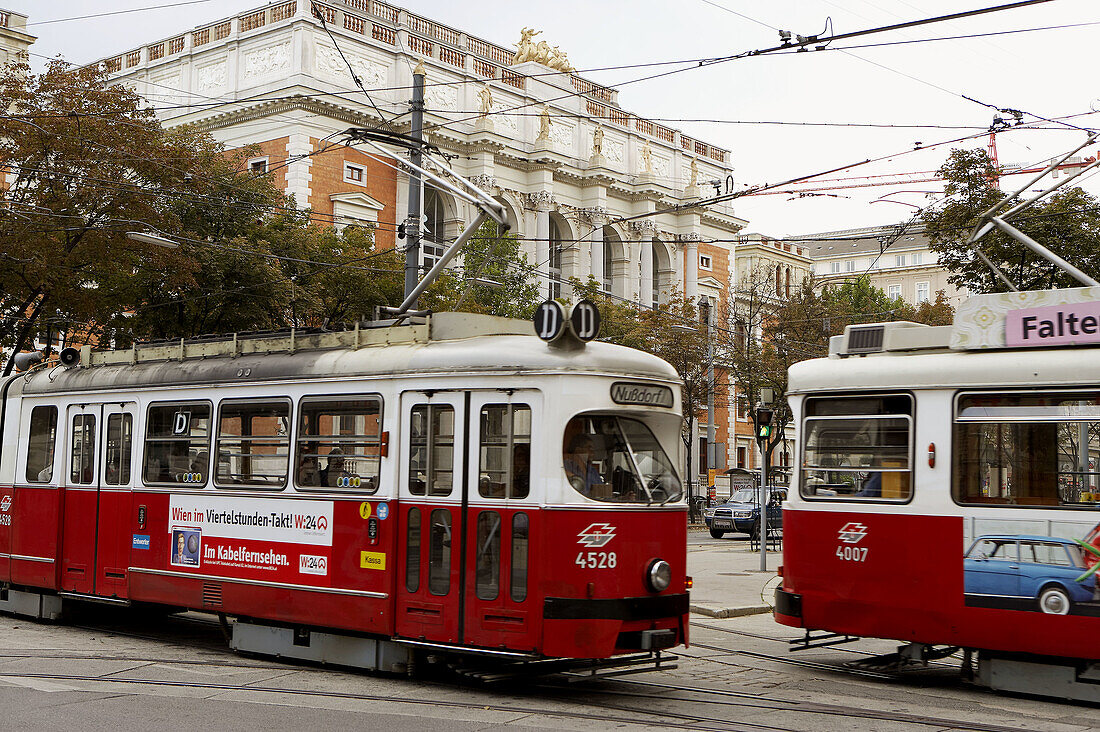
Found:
<box><xmin>1006</xmin><ymin>300</ymin><xmax>1100</xmax><ymax>348</ymax></box>
<box><xmin>610</xmin><ymin>382</ymin><xmax>674</xmax><ymax>408</ymax></box>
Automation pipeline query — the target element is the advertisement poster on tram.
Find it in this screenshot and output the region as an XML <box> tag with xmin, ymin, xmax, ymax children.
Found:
<box><xmin>167</xmin><ymin>495</ymin><xmax>334</xmax><ymax>584</ymax></box>
<box><xmin>963</xmin><ymin>518</ymin><xmax>1100</xmax><ymax>616</ymax></box>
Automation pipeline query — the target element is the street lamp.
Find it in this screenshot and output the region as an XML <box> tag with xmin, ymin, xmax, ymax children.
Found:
<box><xmin>126</xmin><ymin>231</ymin><xmax>179</xmax><ymax>249</ymax></box>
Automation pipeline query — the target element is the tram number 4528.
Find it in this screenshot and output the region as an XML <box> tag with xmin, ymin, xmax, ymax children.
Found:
<box><xmin>576</xmin><ymin>551</ymin><xmax>617</xmax><ymax>569</ymax></box>
<box><xmin>836</xmin><ymin>546</ymin><xmax>868</xmax><ymax>562</ymax></box>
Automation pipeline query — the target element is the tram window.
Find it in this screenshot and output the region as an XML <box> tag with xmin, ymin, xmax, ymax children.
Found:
<box><xmin>143</xmin><ymin>402</ymin><xmax>212</xmax><ymax>486</ymax></box>
<box><xmin>296</xmin><ymin>397</ymin><xmax>382</xmax><ymax>493</ymax></box>
<box><xmin>479</xmin><ymin>404</ymin><xmax>531</xmax><ymax>499</ymax></box>
<box><xmin>955</xmin><ymin>392</ymin><xmax>1100</xmax><ymax>509</ymax></box>
<box><xmin>406</xmin><ymin>507</ymin><xmax>421</xmax><ymax>593</ymax></box>
<box><xmin>428</xmin><ymin>508</ymin><xmax>452</xmax><ymax>595</ymax></box>
<box><xmin>511</xmin><ymin>513</ymin><xmax>529</xmax><ymax>602</ymax></box>
<box><xmin>25</xmin><ymin>405</ymin><xmax>57</xmax><ymax>483</ymax></box>
<box><xmin>69</xmin><ymin>414</ymin><xmax>96</xmax><ymax>485</ymax></box>
<box><xmin>215</xmin><ymin>400</ymin><xmax>290</xmax><ymax>489</ymax></box>
<box><xmin>475</xmin><ymin>511</ymin><xmax>501</xmax><ymax>601</ymax></box>
<box><xmin>409</xmin><ymin>405</ymin><xmax>454</xmax><ymax>497</ymax></box>
<box><xmin>801</xmin><ymin>395</ymin><xmax>912</xmax><ymax>501</ymax></box>
<box><xmin>562</xmin><ymin>415</ymin><xmax>682</xmax><ymax>503</ymax></box>
<box><xmin>104</xmin><ymin>413</ymin><xmax>133</xmax><ymax>486</ymax></box>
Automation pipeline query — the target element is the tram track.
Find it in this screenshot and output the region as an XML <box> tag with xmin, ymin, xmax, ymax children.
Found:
<box><xmin>0</xmin><ymin>667</ymin><xmax>1026</xmax><ymax>732</ymax></box>
<box><xmin>0</xmin><ymin>632</ymin><xmax>1062</xmax><ymax>731</ymax></box>
<box><xmin>691</xmin><ymin>620</ymin><xmax>964</xmax><ymax>670</ymax></box>
<box><xmin>590</xmin><ymin>678</ymin><xmax>1043</xmax><ymax>732</ymax></box>
<box><xmin>0</xmin><ymin>613</ymin><xmax>1067</xmax><ymax>730</ymax></box>
<box><xmin>0</xmin><ymin>669</ymin><xmax>785</xmax><ymax>732</ymax></box>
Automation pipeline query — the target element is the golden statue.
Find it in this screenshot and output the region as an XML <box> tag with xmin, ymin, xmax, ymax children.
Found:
<box><xmin>513</xmin><ymin>27</ymin><xmax>541</xmax><ymax>64</ymax></box>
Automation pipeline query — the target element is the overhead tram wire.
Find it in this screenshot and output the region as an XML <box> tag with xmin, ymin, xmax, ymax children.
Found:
<box><xmin>697</xmin><ymin>0</ymin><xmax>1081</xmax><ymax>131</ymax></box>
<box><xmin>309</xmin><ymin>1</ymin><xmax>395</xmax><ymax>129</ymax></box>
<box><xmin>18</xmin><ymin>1</ymin><xmax>1079</xmax><ymax>279</ymax></box>
<box><xmin>32</xmin><ymin>0</ymin><xmax>1069</xmax><ymax>150</ymax></box>
<box><xmin>42</xmin><ymin>5</ymin><xmax>1095</xmax><ymax>121</ymax></box>
<box><xmin>27</xmin><ymin>0</ymin><xmax>217</xmax><ymax>27</ymax></box>
<box><xmin>401</xmin><ymin>0</ymin><xmax>1062</xmax><ymax>160</ymax></box>
<box><xmin>33</xmin><ymin>1</ymin><xmax>1078</xmax><ymax>155</ymax></box>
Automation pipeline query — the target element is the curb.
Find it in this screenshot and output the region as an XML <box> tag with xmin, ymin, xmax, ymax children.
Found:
<box><xmin>690</xmin><ymin>604</ymin><xmax>772</xmax><ymax>619</ymax></box>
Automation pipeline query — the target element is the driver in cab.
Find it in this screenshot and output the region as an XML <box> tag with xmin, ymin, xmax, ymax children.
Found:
<box><xmin>564</xmin><ymin>434</ymin><xmax>603</xmax><ymax>495</ymax></box>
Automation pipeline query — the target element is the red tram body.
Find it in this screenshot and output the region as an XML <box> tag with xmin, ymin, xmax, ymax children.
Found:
<box><xmin>0</xmin><ymin>313</ymin><xmax>688</xmax><ymax>672</ymax></box>
<box><xmin>777</xmin><ymin>287</ymin><xmax>1100</xmax><ymax>699</ymax></box>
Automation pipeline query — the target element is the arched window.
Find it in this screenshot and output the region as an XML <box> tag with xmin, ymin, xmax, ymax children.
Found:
<box><xmin>785</xmin><ymin>267</ymin><xmax>791</xmax><ymax>298</ymax></box>
<box><xmin>775</xmin><ymin>265</ymin><xmax>782</xmax><ymax>296</ymax></box>
<box><xmin>422</xmin><ymin>187</ymin><xmax>446</xmax><ymax>271</ymax></box>
<box><xmin>549</xmin><ymin>218</ymin><xmax>563</xmax><ymax>300</ymax></box>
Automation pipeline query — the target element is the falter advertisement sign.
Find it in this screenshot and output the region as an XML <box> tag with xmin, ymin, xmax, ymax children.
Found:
<box><xmin>168</xmin><ymin>495</ymin><xmax>334</xmax><ymax>584</ymax></box>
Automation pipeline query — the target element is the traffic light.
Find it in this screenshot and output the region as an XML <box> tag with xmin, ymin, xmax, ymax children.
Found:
<box><xmin>756</xmin><ymin>405</ymin><xmax>774</xmax><ymax>440</ymax></box>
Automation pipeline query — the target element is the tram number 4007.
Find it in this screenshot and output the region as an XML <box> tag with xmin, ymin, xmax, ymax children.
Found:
<box><xmin>836</xmin><ymin>546</ymin><xmax>868</xmax><ymax>562</ymax></box>
<box><xmin>575</xmin><ymin>551</ymin><xmax>617</xmax><ymax>569</ymax></box>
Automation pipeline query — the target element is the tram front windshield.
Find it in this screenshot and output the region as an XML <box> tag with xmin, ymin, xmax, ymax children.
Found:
<box><xmin>562</xmin><ymin>415</ymin><xmax>682</xmax><ymax>504</ymax></box>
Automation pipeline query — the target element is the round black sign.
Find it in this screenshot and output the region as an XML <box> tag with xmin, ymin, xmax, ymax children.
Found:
<box><xmin>533</xmin><ymin>300</ymin><xmax>566</xmax><ymax>341</ymax></box>
<box><xmin>570</xmin><ymin>300</ymin><xmax>601</xmax><ymax>342</ymax></box>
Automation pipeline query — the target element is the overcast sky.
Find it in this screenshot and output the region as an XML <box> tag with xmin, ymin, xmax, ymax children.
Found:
<box><xmin>10</xmin><ymin>0</ymin><xmax>1100</xmax><ymax>237</ymax></box>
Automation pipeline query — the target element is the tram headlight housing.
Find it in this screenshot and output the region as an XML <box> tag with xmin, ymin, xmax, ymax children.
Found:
<box><xmin>646</xmin><ymin>559</ymin><xmax>672</xmax><ymax>593</ymax></box>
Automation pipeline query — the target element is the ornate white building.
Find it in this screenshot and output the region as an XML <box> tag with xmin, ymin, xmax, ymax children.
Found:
<box><xmin>95</xmin><ymin>0</ymin><xmax>746</xmax><ymax>308</ymax></box>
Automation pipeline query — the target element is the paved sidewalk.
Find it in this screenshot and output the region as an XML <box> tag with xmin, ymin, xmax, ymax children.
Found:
<box><xmin>686</xmin><ymin>531</ymin><xmax>783</xmax><ymax>618</ymax></box>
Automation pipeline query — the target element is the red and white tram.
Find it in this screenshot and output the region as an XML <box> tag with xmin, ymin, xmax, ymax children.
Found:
<box><xmin>0</xmin><ymin>311</ymin><xmax>689</xmax><ymax>673</ymax></box>
<box><xmin>776</xmin><ymin>285</ymin><xmax>1100</xmax><ymax>699</ymax></box>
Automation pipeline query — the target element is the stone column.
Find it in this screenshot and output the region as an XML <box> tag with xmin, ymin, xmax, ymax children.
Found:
<box><xmin>612</xmin><ymin>237</ymin><xmax>633</xmax><ymax>301</ymax></box>
<box><xmin>629</xmin><ymin>220</ymin><xmax>658</xmax><ymax>304</ymax></box>
<box><xmin>682</xmin><ymin>232</ymin><xmax>701</xmax><ymax>301</ymax></box>
<box><xmin>585</xmin><ymin>208</ymin><xmax>608</xmax><ymax>292</ymax></box>
<box><xmin>530</xmin><ymin>191</ymin><xmax>553</xmax><ymax>300</ymax></box>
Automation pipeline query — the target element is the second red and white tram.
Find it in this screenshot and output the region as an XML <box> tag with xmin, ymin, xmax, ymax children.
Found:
<box><xmin>776</xmin><ymin>286</ymin><xmax>1100</xmax><ymax>699</ymax></box>
<box><xmin>0</xmin><ymin>311</ymin><xmax>689</xmax><ymax>674</ymax></box>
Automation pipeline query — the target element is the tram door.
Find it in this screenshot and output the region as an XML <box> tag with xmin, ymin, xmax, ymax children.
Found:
<box><xmin>395</xmin><ymin>392</ymin><xmax>467</xmax><ymax>643</ymax></box>
<box><xmin>394</xmin><ymin>390</ymin><xmax>539</xmax><ymax>649</ymax></box>
<box><xmin>60</xmin><ymin>402</ymin><xmax>136</xmax><ymax>597</ymax></box>
<box><xmin>462</xmin><ymin>393</ymin><xmax>538</xmax><ymax>651</ymax></box>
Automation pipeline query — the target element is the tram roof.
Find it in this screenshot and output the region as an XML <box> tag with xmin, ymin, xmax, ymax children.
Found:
<box><xmin>16</xmin><ymin>312</ymin><xmax>680</xmax><ymax>395</ymax></box>
<box><xmin>788</xmin><ymin>337</ymin><xmax>1100</xmax><ymax>394</ymax></box>
<box><xmin>791</xmin><ymin>286</ymin><xmax>1100</xmax><ymax>393</ymax></box>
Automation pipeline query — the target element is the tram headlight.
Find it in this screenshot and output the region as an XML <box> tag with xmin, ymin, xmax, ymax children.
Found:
<box><xmin>646</xmin><ymin>559</ymin><xmax>672</xmax><ymax>593</ymax></box>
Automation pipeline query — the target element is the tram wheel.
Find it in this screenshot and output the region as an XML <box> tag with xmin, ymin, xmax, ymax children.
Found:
<box><xmin>1038</xmin><ymin>586</ymin><xmax>1072</xmax><ymax>615</ymax></box>
<box><xmin>709</xmin><ymin>528</ymin><xmax>725</xmax><ymax>539</ymax></box>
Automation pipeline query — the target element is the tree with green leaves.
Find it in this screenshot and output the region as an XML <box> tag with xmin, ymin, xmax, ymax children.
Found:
<box><xmin>723</xmin><ymin>268</ymin><xmax>956</xmax><ymax>481</ymax></box>
<box><xmin>422</xmin><ymin>220</ymin><xmax>540</xmax><ymax>318</ymax></box>
<box><xmin>0</xmin><ymin>58</ymin><xmax>425</xmax><ymax>365</ymax></box>
<box><xmin>0</xmin><ymin>58</ymin><xmax>295</xmax><ymax>370</ymax></box>
<box><xmin>922</xmin><ymin>148</ymin><xmax>1100</xmax><ymax>293</ymax></box>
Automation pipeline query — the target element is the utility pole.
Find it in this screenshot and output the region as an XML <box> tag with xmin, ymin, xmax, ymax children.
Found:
<box><xmin>403</xmin><ymin>61</ymin><xmax>425</xmax><ymax>306</ymax></box>
<box><xmin>755</xmin><ymin>395</ymin><xmax>775</xmax><ymax>572</ymax></box>
<box><xmin>705</xmin><ymin>299</ymin><xmax>715</xmax><ymax>515</ymax></box>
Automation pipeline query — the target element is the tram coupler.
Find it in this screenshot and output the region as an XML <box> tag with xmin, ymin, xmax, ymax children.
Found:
<box><xmin>789</xmin><ymin>630</ymin><xmax>857</xmax><ymax>651</ymax></box>
<box><xmin>852</xmin><ymin>643</ymin><xmax>959</xmax><ymax>671</ymax></box>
